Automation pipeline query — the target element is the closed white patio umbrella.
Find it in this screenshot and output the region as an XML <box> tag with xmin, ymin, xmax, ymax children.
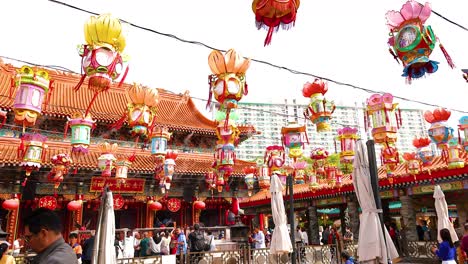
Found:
<box><xmin>92</xmin><ymin>187</ymin><xmax>117</xmax><ymax>264</ymax></box>
<box><xmin>433</xmin><ymin>185</ymin><xmax>458</xmax><ymax>243</ymax></box>
<box><xmin>269</xmin><ymin>173</ymin><xmax>293</xmax><ymax>254</ymax></box>
<box><xmin>352</xmin><ymin>140</ymin><xmax>398</xmax><ymax>263</ymax></box>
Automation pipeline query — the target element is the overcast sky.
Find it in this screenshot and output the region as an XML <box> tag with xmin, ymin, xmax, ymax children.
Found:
<box><xmin>0</xmin><ymin>0</ymin><xmax>467</xmax><ymax>129</ymax></box>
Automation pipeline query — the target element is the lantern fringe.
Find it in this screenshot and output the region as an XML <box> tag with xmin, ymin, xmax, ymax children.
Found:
<box><xmin>9</xmin><ymin>76</ymin><xmax>15</xmax><ymax>99</ymax></box>
<box><xmin>118</xmin><ymin>65</ymin><xmax>130</xmax><ymax>87</ymax></box>
<box><xmin>63</xmin><ymin>121</ymin><xmax>69</xmax><ymax>139</ymax></box>
<box><xmin>109</xmin><ymin>114</ymin><xmax>127</xmax><ymax>130</ymax></box>
<box><xmin>21</xmin><ymin>178</ymin><xmax>27</xmax><ymax>187</ymax></box>
<box><xmin>0</xmin><ymin>115</ymin><xmax>6</xmax><ymax>129</ymax></box>
<box><xmin>74</xmin><ymin>74</ymin><xmax>86</xmax><ymax>91</ymax></box>
<box><xmin>206</xmin><ymin>75</ymin><xmax>213</xmax><ymax>110</ymax></box>
<box><xmin>388</xmin><ymin>48</ymin><xmax>400</xmax><ymax>64</ymax></box>
<box><xmin>44</xmin><ymin>80</ymin><xmax>55</xmax><ymax>111</ymax></box>
<box><xmin>439</xmin><ymin>43</ymin><xmax>455</xmax><ymax>69</ymax></box>
<box><xmin>84</xmin><ymin>92</ymin><xmax>100</xmax><ymax>117</ymax></box>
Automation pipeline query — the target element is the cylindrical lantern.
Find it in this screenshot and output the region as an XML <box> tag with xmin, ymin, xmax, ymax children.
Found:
<box><xmin>381</xmin><ymin>145</ymin><xmax>399</xmax><ymax>181</ymax></box>
<box><xmin>424</xmin><ymin>108</ymin><xmax>453</xmax><ymax>148</ymax></box>
<box><xmin>308</xmin><ymin>172</ymin><xmax>319</xmax><ymax>192</ymax></box>
<box><xmin>365</xmin><ymin>93</ymin><xmax>401</xmax><ymax>144</ymax></box>
<box><xmin>243</xmin><ymin>166</ymin><xmax>257</xmax><ymax>196</ymax></box>
<box><xmin>281</xmin><ymin>122</ymin><xmax>308</xmax><ymax>160</ymax></box>
<box><xmin>403</xmin><ymin>153</ymin><xmax>420</xmax><ymax>175</ymax></box>
<box><xmin>47</xmin><ymin>153</ymin><xmax>72</xmax><ymax>189</ymax></box>
<box><xmin>303</xmin><ymin>79</ymin><xmax>336</xmax><ymax>132</ymax></box>
<box><xmin>337</xmin><ymin>127</ymin><xmax>359</xmax><ymax>173</ymax></box>
<box><xmin>447</xmin><ymin>140</ymin><xmax>465</xmax><ymax>169</ymax></box>
<box><xmin>310</xmin><ymin>147</ymin><xmax>329</xmax><ymax>179</ymax></box>
<box><xmin>413</xmin><ymin>137</ymin><xmax>434</xmax><ymax>166</ymax></box>
<box><xmin>458</xmin><ymin>116</ymin><xmax>468</xmax><ymax>152</ymax></box>
<box><xmin>264</xmin><ymin>145</ymin><xmax>285</xmax><ymax>174</ymax></box>
<box><xmin>335</xmin><ymin>170</ymin><xmax>343</xmax><ymax>188</ymax></box>
<box><xmin>18</xmin><ymin>133</ymin><xmax>47</xmax><ymax>182</ymax></box>
<box><xmin>97</xmin><ymin>142</ymin><xmax>118</xmax><ymax>177</ymax></box>
<box><xmin>115</xmin><ymin>159</ymin><xmax>132</xmax><ymax>179</ymax></box>
<box><xmin>66</xmin><ymin>112</ymin><xmax>95</xmax><ymax>153</ymax></box>
<box><xmin>126</xmin><ymin>83</ymin><xmax>159</xmax><ymax>137</ymax></box>
<box><xmin>325</xmin><ymin>166</ymin><xmax>337</xmax><ymax>188</ymax></box>
<box><xmin>12</xmin><ymin>66</ymin><xmax>52</xmax><ymax>128</ymax></box>
<box><xmin>205</xmin><ymin>171</ymin><xmax>216</xmax><ymax>192</ymax></box>
<box><xmin>150</xmin><ymin>127</ymin><xmax>172</xmax><ymax>157</ymax></box>
<box><xmin>258</xmin><ymin>165</ymin><xmax>270</xmax><ymax>190</ymax></box>
<box><xmin>293</xmin><ymin>161</ymin><xmax>307</xmax><ymax>184</ymax></box>
<box><xmin>162</xmin><ymin>150</ymin><xmax>178</xmax><ymax>192</ymax></box>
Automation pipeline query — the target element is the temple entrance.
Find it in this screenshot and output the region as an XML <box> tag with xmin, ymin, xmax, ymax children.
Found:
<box><xmin>154</xmin><ymin>210</ymin><xmax>177</xmax><ymax>227</ymax></box>
<box><xmin>199</xmin><ymin>209</ymin><xmax>220</xmax><ymax>227</ymax></box>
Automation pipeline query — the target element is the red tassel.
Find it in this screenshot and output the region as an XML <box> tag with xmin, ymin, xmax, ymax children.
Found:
<box><xmin>0</xmin><ymin>115</ymin><xmax>6</xmax><ymax>129</ymax></box>
<box><xmin>44</xmin><ymin>80</ymin><xmax>54</xmax><ymax>110</ymax></box>
<box><xmin>118</xmin><ymin>65</ymin><xmax>130</xmax><ymax>87</ymax></box>
<box><xmin>84</xmin><ymin>92</ymin><xmax>100</xmax><ymax>117</ymax></box>
<box><xmin>17</xmin><ymin>138</ymin><xmax>25</xmax><ymax>159</ymax></box>
<box><xmin>264</xmin><ymin>26</ymin><xmax>274</xmax><ymax>46</ymax></box>
<box><xmin>109</xmin><ymin>114</ymin><xmax>127</xmax><ymax>130</ymax></box>
<box><xmin>244</xmin><ymin>82</ymin><xmax>248</xmax><ymax>96</ymax></box>
<box><xmin>74</xmin><ymin>74</ymin><xmax>87</xmax><ymax>91</ymax></box>
<box><xmin>458</xmin><ymin>129</ymin><xmax>462</xmax><ymax>145</ymax></box>
<box><xmin>63</xmin><ymin>121</ymin><xmax>69</xmax><ymax>140</ymax></box>
<box><xmin>9</xmin><ymin>77</ymin><xmax>16</xmax><ymax>99</ymax></box>
<box><xmin>206</xmin><ymin>76</ymin><xmax>213</xmax><ymax>110</ymax></box>
<box><xmin>388</xmin><ymin>48</ymin><xmax>400</xmax><ymax>64</ymax></box>
<box><xmin>439</xmin><ymin>44</ymin><xmax>455</xmax><ymax>69</ymax></box>
<box><xmin>22</xmin><ymin>178</ymin><xmax>27</xmax><ymax>187</ymax></box>
<box><xmin>73</xmin><ymin>167</ymin><xmax>78</xmax><ymax>175</ymax></box>
<box><xmin>41</xmin><ymin>148</ymin><xmax>47</xmax><ymax>162</ymax></box>
<box><xmin>224</xmin><ymin>109</ymin><xmax>231</xmax><ymax>131</ymax></box>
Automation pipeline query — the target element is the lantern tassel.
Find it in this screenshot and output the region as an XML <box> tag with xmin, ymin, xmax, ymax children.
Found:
<box><xmin>84</xmin><ymin>92</ymin><xmax>100</xmax><ymax>117</ymax></box>
<box><xmin>388</xmin><ymin>48</ymin><xmax>400</xmax><ymax>64</ymax></box>
<box><xmin>439</xmin><ymin>43</ymin><xmax>455</xmax><ymax>69</ymax></box>
<box><xmin>458</xmin><ymin>129</ymin><xmax>461</xmax><ymax>145</ymax></box>
<box><xmin>74</xmin><ymin>74</ymin><xmax>87</xmax><ymax>91</ymax></box>
<box><xmin>264</xmin><ymin>26</ymin><xmax>274</xmax><ymax>46</ymax></box>
<box><xmin>9</xmin><ymin>76</ymin><xmax>16</xmax><ymax>99</ymax></box>
<box><xmin>73</xmin><ymin>167</ymin><xmax>78</xmax><ymax>175</ymax></box>
<box><xmin>63</xmin><ymin>121</ymin><xmax>69</xmax><ymax>140</ymax></box>
<box><xmin>21</xmin><ymin>178</ymin><xmax>27</xmax><ymax>187</ymax></box>
<box><xmin>118</xmin><ymin>65</ymin><xmax>130</xmax><ymax>87</ymax></box>
<box><xmin>224</xmin><ymin>109</ymin><xmax>231</xmax><ymax>131</ymax></box>
<box><xmin>0</xmin><ymin>115</ymin><xmax>6</xmax><ymax>129</ymax></box>
<box><xmin>44</xmin><ymin>80</ymin><xmax>55</xmax><ymax>110</ymax></box>
<box><xmin>109</xmin><ymin>114</ymin><xmax>127</xmax><ymax>130</ymax></box>
<box><xmin>206</xmin><ymin>76</ymin><xmax>213</xmax><ymax>110</ymax></box>
<box><xmin>17</xmin><ymin>138</ymin><xmax>25</xmax><ymax>159</ymax></box>
<box><xmin>244</xmin><ymin>82</ymin><xmax>248</xmax><ymax>95</ymax></box>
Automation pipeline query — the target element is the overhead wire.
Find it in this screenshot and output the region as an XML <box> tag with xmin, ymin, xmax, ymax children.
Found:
<box><xmin>44</xmin><ymin>0</ymin><xmax>468</xmax><ymax>114</ymax></box>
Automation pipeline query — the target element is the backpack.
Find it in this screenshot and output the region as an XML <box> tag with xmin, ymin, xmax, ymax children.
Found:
<box><xmin>193</xmin><ymin>231</ymin><xmax>209</xmax><ymax>252</ymax></box>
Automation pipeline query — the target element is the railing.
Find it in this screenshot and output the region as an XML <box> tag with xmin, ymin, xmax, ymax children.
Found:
<box><xmin>13</xmin><ymin>241</ymin><xmax>442</xmax><ymax>264</ymax></box>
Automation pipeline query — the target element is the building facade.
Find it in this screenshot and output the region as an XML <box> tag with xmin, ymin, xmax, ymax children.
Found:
<box><xmin>236</xmin><ymin>100</ymin><xmax>430</xmax><ymax>162</ymax></box>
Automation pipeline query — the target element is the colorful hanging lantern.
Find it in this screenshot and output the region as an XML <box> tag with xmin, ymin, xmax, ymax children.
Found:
<box><xmin>264</xmin><ymin>145</ymin><xmax>285</xmax><ymax>174</ymax></box>
<box><xmin>281</xmin><ymin>122</ymin><xmax>308</xmax><ymax>161</ymax></box>
<box><xmin>412</xmin><ymin>137</ymin><xmax>434</xmax><ymax>166</ymax></box>
<box><xmin>65</xmin><ymin>112</ymin><xmax>96</xmax><ymax>154</ymax></box>
<box><xmin>381</xmin><ymin>144</ymin><xmax>400</xmax><ymax>180</ymax></box>
<box><xmin>385</xmin><ymin>0</ymin><xmax>454</xmax><ymax>82</ymax></box>
<box><xmin>337</xmin><ymin>127</ymin><xmax>359</xmax><ymax>173</ymax></box>
<box><xmin>424</xmin><ymin>108</ymin><xmax>453</xmax><ymax>162</ymax></box>
<box><xmin>207</xmin><ymin>49</ymin><xmax>251</xmax><ymax>123</ymax></box>
<box><xmin>97</xmin><ymin>142</ymin><xmax>118</xmax><ymax>177</ymax></box>
<box><xmin>258</xmin><ymin>165</ymin><xmax>270</xmax><ymax>190</ymax></box>
<box><xmin>447</xmin><ymin>140</ymin><xmax>464</xmax><ymax>169</ymax></box>
<box><xmin>325</xmin><ymin>166</ymin><xmax>337</xmax><ymax>188</ymax></box>
<box><xmin>335</xmin><ymin>169</ymin><xmax>343</xmax><ymax>188</ymax></box>
<box><xmin>403</xmin><ymin>152</ymin><xmax>421</xmax><ymax>175</ymax></box>
<box><xmin>18</xmin><ymin>133</ymin><xmax>47</xmax><ymax>184</ymax></box>
<box><xmin>75</xmin><ymin>13</ymin><xmax>129</xmax><ymax>115</ymax></box>
<box><xmin>303</xmin><ymin>79</ymin><xmax>335</xmax><ymax>132</ymax></box>
<box><xmin>161</xmin><ymin>150</ymin><xmax>178</xmax><ymax>193</ymax></box>
<box><xmin>310</xmin><ymin>147</ymin><xmax>329</xmax><ymax>179</ymax></box>
<box><xmin>458</xmin><ymin>116</ymin><xmax>468</xmax><ymax>152</ymax></box>
<box><xmin>47</xmin><ymin>153</ymin><xmax>72</xmax><ymax>189</ymax></box>
<box><xmin>115</xmin><ymin>158</ymin><xmax>132</xmax><ymax>179</ymax></box>
<box><xmin>125</xmin><ymin>83</ymin><xmax>159</xmax><ymax>137</ymax></box>
<box><xmin>214</xmin><ymin>144</ymin><xmax>236</xmax><ymax>187</ymax></box>
<box><xmin>150</xmin><ymin>127</ymin><xmax>171</xmax><ymax>157</ymax></box>
<box><xmin>365</xmin><ymin>93</ymin><xmax>402</xmax><ymax>144</ymax></box>
<box><xmin>12</xmin><ymin>66</ymin><xmax>52</xmax><ymax>128</ymax></box>
<box><xmin>205</xmin><ymin>170</ymin><xmax>217</xmax><ymax>192</ymax></box>
<box><xmin>252</xmin><ymin>0</ymin><xmax>300</xmax><ymax>46</ymax></box>
<box><xmin>243</xmin><ymin>166</ymin><xmax>257</xmax><ymax>196</ymax></box>
<box><xmin>308</xmin><ymin>172</ymin><xmax>319</xmax><ymax>192</ymax></box>
<box><xmin>215</xmin><ymin>119</ymin><xmax>240</xmax><ymax>146</ymax></box>
<box><xmin>293</xmin><ymin>161</ymin><xmax>307</xmax><ymax>184</ymax></box>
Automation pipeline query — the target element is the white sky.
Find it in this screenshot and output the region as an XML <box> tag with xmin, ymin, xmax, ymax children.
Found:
<box><xmin>0</xmin><ymin>0</ymin><xmax>467</xmax><ymax>129</ymax></box>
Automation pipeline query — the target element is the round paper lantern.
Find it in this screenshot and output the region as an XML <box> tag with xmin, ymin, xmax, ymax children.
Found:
<box><xmin>148</xmin><ymin>201</ymin><xmax>162</xmax><ymax>211</ymax></box>
<box><xmin>193</xmin><ymin>201</ymin><xmax>206</xmax><ymax>210</ymax></box>
<box><xmin>2</xmin><ymin>199</ymin><xmax>19</xmax><ymax>210</ymax></box>
<box><xmin>67</xmin><ymin>200</ymin><xmax>83</xmax><ymax>211</ymax></box>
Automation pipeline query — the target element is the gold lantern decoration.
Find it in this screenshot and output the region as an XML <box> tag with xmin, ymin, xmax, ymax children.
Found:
<box><xmin>97</xmin><ymin>142</ymin><xmax>118</xmax><ymax>177</ymax></box>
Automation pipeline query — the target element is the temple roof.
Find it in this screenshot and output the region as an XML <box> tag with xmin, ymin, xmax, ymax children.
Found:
<box><xmin>240</xmin><ymin>153</ymin><xmax>468</xmax><ymax>206</ymax></box>
<box><xmin>0</xmin><ymin>60</ymin><xmax>257</xmax><ymax>135</ymax></box>
<box><xmin>0</xmin><ymin>137</ymin><xmax>254</xmax><ymax>176</ymax></box>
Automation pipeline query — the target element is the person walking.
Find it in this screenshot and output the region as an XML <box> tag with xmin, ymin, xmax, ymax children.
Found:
<box><xmin>431</xmin><ymin>228</ymin><xmax>457</xmax><ymax>264</ymax></box>
<box><xmin>23</xmin><ymin>208</ymin><xmax>77</xmax><ymax>264</ymax></box>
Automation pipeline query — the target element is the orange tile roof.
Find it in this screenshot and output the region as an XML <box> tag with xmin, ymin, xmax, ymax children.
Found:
<box><xmin>0</xmin><ymin>137</ymin><xmax>255</xmax><ymax>175</ymax></box>
<box><xmin>0</xmin><ymin>61</ymin><xmax>257</xmax><ymax>135</ymax></box>
<box><xmin>240</xmin><ymin>153</ymin><xmax>468</xmax><ymax>206</ymax></box>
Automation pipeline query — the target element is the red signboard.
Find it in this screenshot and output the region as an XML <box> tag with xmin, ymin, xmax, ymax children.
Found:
<box><xmin>90</xmin><ymin>177</ymin><xmax>145</xmax><ymax>193</ymax></box>
<box><xmin>39</xmin><ymin>196</ymin><xmax>58</xmax><ymax>210</ymax></box>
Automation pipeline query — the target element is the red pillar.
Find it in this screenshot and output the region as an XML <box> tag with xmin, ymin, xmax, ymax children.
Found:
<box><xmin>258</xmin><ymin>213</ymin><xmax>265</xmax><ymax>230</ymax></box>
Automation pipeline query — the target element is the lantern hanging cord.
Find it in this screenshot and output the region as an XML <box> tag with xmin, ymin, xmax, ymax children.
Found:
<box><xmin>431</xmin><ymin>10</ymin><xmax>468</xmax><ymax>32</ymax></box>
<box><xmin>1</xmin><ymin>54</ymin><xmax>467</xmax><ymax>115</ymax></box>
<box><xmin>45</xmin><ymin>1</ymin><xmax>468</xmax><ymax>114</ymax></box>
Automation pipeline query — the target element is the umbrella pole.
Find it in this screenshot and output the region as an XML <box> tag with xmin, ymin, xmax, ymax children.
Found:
<box><xmin>288</xmin><ymin>174</ymin><xmax>297</xmax><ymax>264</ymax></box>
<box><xmin>366</xmin><ymin>140</ymin><xmax>391</xmax><ymax>264</ymax></box>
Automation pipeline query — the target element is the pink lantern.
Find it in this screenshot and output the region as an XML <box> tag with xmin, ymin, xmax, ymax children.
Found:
<box><xmin>337</xmin><ymin>127</ymin><xmax>359</xmax><ymax>173</ymax></box>
<box><xmin>365</xmin><ymin>93</ymin><xmax>401</xmax><ymax>144</ymax></box>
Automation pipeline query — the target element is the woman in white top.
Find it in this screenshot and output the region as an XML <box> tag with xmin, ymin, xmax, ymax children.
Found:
<box><xmin>160</xmin><ymin>231</ymin><xmax>171</xmax><ymax>255</ymax></box>
<box><xmin>207</xmin><ymin>231</ymin><xmax>216</xmax><ymax>251</ymax></box>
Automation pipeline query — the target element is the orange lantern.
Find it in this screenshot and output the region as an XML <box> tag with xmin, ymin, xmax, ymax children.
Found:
<box><xmin>257</xmin><ymin>165</ymin><xmax>270</xmax><ymax>190</ymax></box>
<box><xmin>403</xmin><ymin>152</ymin><xmax>421</xmax><ymax>175</ymax></box>
<box><xmin>252</xmin><ymin>0</ymin><xmax>300</xmax><ymax>46</ymax></box>
<box><xmin>47</xmin><ymin>153</ymin><xmax>72</xmax><ymax>189</ymax></box>
<box><xmin>381</xmin><ymin>144</ymin><xmax>400</xmax><ymax>181</ymax></box>
<box><xmin>413</xmin><ymin>137</ymin><xmax>434</xmax><ymax>166</ymax></box>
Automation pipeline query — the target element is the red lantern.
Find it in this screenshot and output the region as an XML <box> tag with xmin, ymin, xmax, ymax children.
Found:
<box><xmin>252</xmin><ymin>0</ymin><xmax>301</xmax><ymax>46</ymax></box>
<box><xmin>148</xmin><ymin>201</ymin><xmax>162</xmax><ymax>211</ymax></box>
<box><xmin>2</xmin><ymin>199</ymin><xmax>19</xmax><ymax>210</ymax></box>
<box><xmin>67</xmin><ymin>200</ymin><xmax>83</xmax><ymax>211</ymax></box>
<box><xmin>193</xmin><ymin>201</ymin><xmax>206</xmax><ymax>210</ymax></box>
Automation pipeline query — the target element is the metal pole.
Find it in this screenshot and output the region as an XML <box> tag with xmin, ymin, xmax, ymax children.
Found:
<box><xmin>366</xmin><ymin>140</ymin><xmax>391</xmax><ymax>264</ymax></box>
<box><xmin>288</xmin><ymin>174</ymin><xmax>296</xmax><ymax>264</ymax></box>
